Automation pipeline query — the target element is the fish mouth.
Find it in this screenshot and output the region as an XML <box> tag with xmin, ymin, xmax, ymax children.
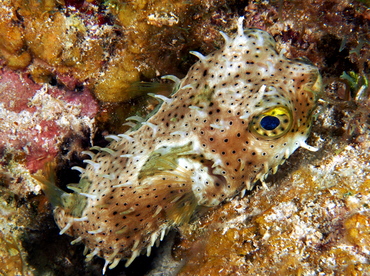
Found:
<box><xmin>305</xmin><ymin>70</ymin><xmax>323</xmax><ymax>100</ymax></box>
<box><xmin>311</xmin><ymin>73</ymin><xmax>323</xmax><ymax>96</ymax></box>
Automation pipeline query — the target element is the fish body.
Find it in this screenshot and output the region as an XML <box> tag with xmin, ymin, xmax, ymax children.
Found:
<box><xmin>53</xmin><ymin>17</ymin><xmax>322</xmax><ymax>273</ymax></box>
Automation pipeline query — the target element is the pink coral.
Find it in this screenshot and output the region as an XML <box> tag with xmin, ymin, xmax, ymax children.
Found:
<box><xmin>0</xmin><ymin>68</ymin><xmax>97</xmax><ymax>193</ymax></box>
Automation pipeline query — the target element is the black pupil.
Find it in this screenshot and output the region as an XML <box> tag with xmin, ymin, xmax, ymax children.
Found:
<box><xmin>261</xmin><ymin>116</ymin><xmax>280</xmax><ymax>130</ymax></box>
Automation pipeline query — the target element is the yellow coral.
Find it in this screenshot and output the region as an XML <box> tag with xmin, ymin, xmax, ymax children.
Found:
<box><xmin>0</xmin><ymin>232</ymin><xmax>25</xmax><ymax>276</ymax></box>
<box><xmin>344</xmin><ymin>213</ymin><xmax>370</xmax><ymax>250</ymax></box>
<box><xmin>176</xmin><ymin>145</ymin><xmax>370</xmax><ymax>275</ymax></box>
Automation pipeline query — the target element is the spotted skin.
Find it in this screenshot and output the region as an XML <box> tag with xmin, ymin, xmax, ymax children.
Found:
<box><xmin>53</xmin><ymin>17</ymin><xmax>322</xmax><ymax>273</ymax></box>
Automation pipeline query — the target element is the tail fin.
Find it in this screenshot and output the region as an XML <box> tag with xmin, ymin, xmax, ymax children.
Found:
<box><xmin>33</xmin><ymin>161</ymin><xmax>66</xmax><ymax>207</ymax></box>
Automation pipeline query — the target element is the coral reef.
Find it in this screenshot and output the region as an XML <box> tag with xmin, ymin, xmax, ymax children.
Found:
<box><xmin>175</xmin><ymin>142</ymin><xmax>370</xmax><ymax>275</ymax></box>
<box><xmin>0</xmin><ymin>67</ymin><xmax>98</xmax><ymax>275</ymax></box>
<box><xmin>0</xmin><ymin>67</ymin><xmax>97</xmax><ymax>195</ymax></box>
<box><xmin>0</xmin><ymin>188</ymin><xmax>33</xmax><ymax>276</ymax></box>
<box><xmin>0</xmin><ymin>0</ymin><xmax>369</xmax><ymax>275</ymax></box>
<box><xmin>0</xmin><ymin>0</ymin><xmax>235</xmax><ymax>102</ymax></box>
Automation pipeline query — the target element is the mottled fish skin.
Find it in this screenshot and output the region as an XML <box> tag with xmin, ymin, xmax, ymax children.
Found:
<box><xmin>53</xmin><ymin>17</ymin><xmax>322</xmax><ymax>273</ymax></box>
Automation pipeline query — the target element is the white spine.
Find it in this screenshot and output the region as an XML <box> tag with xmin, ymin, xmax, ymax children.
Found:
<box><xmin>100</xmin><ymin>148</ymin><xmax>116</xmax><ymax>155</ymax></box>
<box><xmin>219</xmin><ymin>31</ymin><xmax>230</xmax><ymax>43</ymax></box>
<box><xmin>81</xmin><ymin>151</ymin><xmax>95</xmax><ymax>158</ymax></box>
<box><xmin>237</xmin><ymin>16</ymin><xmax>245</xmax><ymax>36</ymax></box>
<box><xmin>104</xmin><ymin>134</ymin><xmax>121</xmax><ymax>142</ymax></box>
<box><xmin>59</xmin><ymin>221</ymin><xmax>73</xmax><ymax>235</ymax></box>
<box><xmin>170</xmin><ymin>131</ymin><xmax>188</xmax><ymax>138</ymax></box>
<box><xmin>148</xmin><ymin>92</ymin><xmax>173</xmax><ymax>104</ymax></box>
<box><xmin>125</xmin><ymin>250</ymin><xmax>140</xmax><ymax>267</ymax></box>
<box><xmin>120</xmin><ymin>154</ymin><xmax>134</xmax><ymax>158</ymax></box>
<box><xmin>189</xmin><ymin>50</ymin><xmax>206</xmax><ymax>60</ymax></box>
<box><xmin>73</xmin><ymin>216</ymin><xmax>88</xmax><ymax>222</ymax></box>
<box><xmin>118</xmin><ymin>134</ymin><xmax>134</xmax><ymax>143</ymax></box>
<box><xmin>112</xmin><ymin>181</ymin><xmax>133</xmax><ymax>188</ymax></box>
<box><xmin>102</xmin><ymin>259</ymin><xmax>110</xmax><ymax>275</ymax></box>
<box><xmin>87</xmin><ymin>228</ymin><xmax>103</xmax><ymax>235</ymax></box>
<box><xmin>109</xmin><ymin>258</ymin><xmax>121</xmax><ymax>270</ymax></box>
<box><xmin>79</xmin><ymin>192</ymin><xmax>97</xmax><ymax>200</ymax></box>
<box><xmin>300</xmin><ymin>141</ymin><xmax>319</xmax><ymax>152</ymax></box>
<box><xmin>85</xmin><ymin>247</ymin><xmax>100</xmax><ymax>262</ymax></box>
<box><xmin>122</xmin><ymin>122</ymin><xmax>136</xmax><ymax>128</ymax></box>
<box><xmin>126</xmin><ymin>115</ymin><xmax>145</xmax><ymax>123</ymax></box>
<box><xmin>141</xmin><ymin>122</ymin><xmax>158</xmax><ymax>136</ymax></box>
<box><xmin>161</xmin><ymin>74</ymin><xmax>181</xmax><ymax>85</ymax></box>
<box><xmin>83</xmin><ymin>160</ymin><xmax>101</xmax><ymax>171</ymax></box>
<box><xmin>71</xmin><ymin>166</ymin><xmax>85</xmax><ymax>174</ymax></box>
<box><xmin>70</xmin><ymin>236</ymin><xmax>83</xmax><ymax>245</ymax></box>
<box><xmin>101</xmin><ymin>174</ymin><xmax>115</xmax><ymax>180</ymax></box>
<box><xmin>240</xmin><ymin>188</ymin><xmax>246</xmax><ymax>198</ymax></box>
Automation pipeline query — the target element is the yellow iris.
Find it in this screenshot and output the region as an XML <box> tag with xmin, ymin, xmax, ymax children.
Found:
<box><xmin>249</xmin><ymin>106</ymin><xmax>292</xmax><ymax>139</ymax></box>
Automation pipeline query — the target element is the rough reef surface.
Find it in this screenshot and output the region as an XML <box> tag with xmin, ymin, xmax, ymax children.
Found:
<box><xmin>0</xmin><ymin>0</ymin><xmax>369</xmax><ymax>275</ymax></box>
<box><xmin>175</xmin><ymin>141</ymin><xmax>370</xmax><ymax>275</ymax></box>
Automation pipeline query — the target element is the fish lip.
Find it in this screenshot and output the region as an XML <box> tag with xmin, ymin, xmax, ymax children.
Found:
<box><xmin>312</xmin><ymin>73</ymin><xmax>323</xmax><ymax>96</ymax></box>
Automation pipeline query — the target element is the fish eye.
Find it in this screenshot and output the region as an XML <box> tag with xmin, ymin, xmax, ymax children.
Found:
<box><xmin>260</xmin><ymin>116</ymin><xmax>280</xmax><ymax>130</ymax></box>
<box><xmin>249</xmin><ymin>106</ymin><xmax>292</xmax><ymax>139</ymax></box>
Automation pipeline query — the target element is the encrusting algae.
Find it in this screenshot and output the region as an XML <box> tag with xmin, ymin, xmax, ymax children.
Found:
<box><xmin>0</xmin><ymin>0</ymin><xmax>236</xmax><ymax>103</ymax></box>
<box><xmin>40</xmin><ymin>17</ymin><xmax>322</xmax><ymax>274</ymax></box>
<box><xmin>174</xmin><ymin>144</ymin><xmax>370</xmax><ymax>275</ymax></box>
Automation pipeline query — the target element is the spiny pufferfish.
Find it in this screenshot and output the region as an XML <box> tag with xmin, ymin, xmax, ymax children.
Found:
<box><xmin>50</xmin><ymin>17</ymin><xmax>322</xmax><ymax>274</ymax></box>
